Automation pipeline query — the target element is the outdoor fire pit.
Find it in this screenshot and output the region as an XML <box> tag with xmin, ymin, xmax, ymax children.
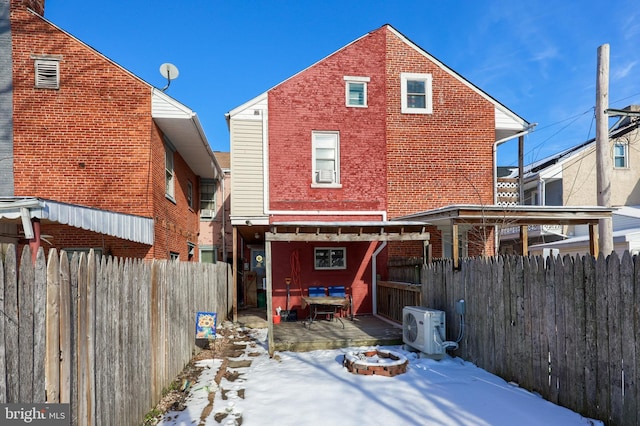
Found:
<box><xmin>343</xmin><ymin>348</ymin><xmax>408</xmax><ymax>377</ymax></box>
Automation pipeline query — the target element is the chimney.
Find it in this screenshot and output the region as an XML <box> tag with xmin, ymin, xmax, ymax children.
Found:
<box><xmin>11</xmin><ymin>0</ymin><xmax>44</xmax><ymax>16</ymax></box>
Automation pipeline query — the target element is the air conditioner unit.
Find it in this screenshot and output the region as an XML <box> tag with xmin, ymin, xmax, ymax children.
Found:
<box><xmin>317</xmin><ymin>169</ymin><xmax>334</xmax><ymax>183</ymax></box>
<box><xmin>402</xmin><ymin>306</ymin><xmax>446</xmax><ymax>359</ymax></box>
<box><xmin>200</xmin><ymin>209</ymin><xmax>214</xmax><ymax>219</ymax></box>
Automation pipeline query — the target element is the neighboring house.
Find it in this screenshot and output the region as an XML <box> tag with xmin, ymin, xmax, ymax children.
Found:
<box><xmin>0</xmin><ymin>0</ymin><xmax>221</xmax><ymax>261</ymax></box>
<box><xmin>198</xmin><ymin>152</ymin><xmax>231</xmax><ymax>263</ymax></box>
<box><xmin>500</xmin><ymin>105</ymin><xmax>640</xmax><ymax>253</ymax></box>
<box><xmin>226</xmin><ymin>24</ymin><xmax>530</xmax><ymax>317</ymax></box>
<box><xmin>529</xmin><ymin>206</ymin><xmax>640</xmax><ymax>257</ymax></box>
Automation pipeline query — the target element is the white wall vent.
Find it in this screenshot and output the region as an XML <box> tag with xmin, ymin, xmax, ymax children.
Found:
<box><xmin>402</xmin><ymin>306</ymin><xmax>446</xmax><ymax>359</ymax></box>
<box><xmin>35</xmin><ymin>59</ymin><xmax>60</xmax><ymax>89</ymax></box>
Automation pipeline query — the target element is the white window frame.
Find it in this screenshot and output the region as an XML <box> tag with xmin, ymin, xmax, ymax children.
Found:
<box><xmin>344</xmin><ymin>76</ymin><xmax>370</xmax><ymax>108</ymax></box>
<box><xmin>314</xmin><ymin>247</ymin><xmax>347</xmax><ymax>270</ymax></box>
<box><xmin>199</xmin><ymin>245</ymin><xmax>218</xmax><ymax>263</ymax></box>
<box><xmin>200</xmin><ymin>178</ymin><xmax>216</xmax><ymax>220</ymax></box>
<box><xmin>401</xmin><ymin>72</ymin><xmax>433</xmax><ymax>114</ymax></box>
<box><xmin>34</xmin><ymin>59</ymin><xmax>60</xmax><ymax>89</ymax></box>
<box><xmin>165</xmin><ymin>141</ymin><xmax>175</xmax><ymax>202</ymax></box>
<box><xmin>613</xmin><ymin>142</ymin><xmax>629</xmax><ymax>169</ymax></box>
<box><xmin>311</xmin><ymin>131</ymin><xmax>341</xmax><ymax>188</ymax></box>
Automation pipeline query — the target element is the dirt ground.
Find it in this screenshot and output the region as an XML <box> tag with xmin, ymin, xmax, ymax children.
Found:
<box><xmin>143</xmin><ymin>324</ymin><xmax>261</xmax><ymax>425</ymax></box>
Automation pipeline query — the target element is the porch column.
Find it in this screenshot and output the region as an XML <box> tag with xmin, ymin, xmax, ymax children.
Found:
<box><xmin>520</xmin><ymin>224</ymin><xmax>528</xmax><ymax>256</ymax></box>
<box><xmin>589</xmin><ymin>223</ymin><xmax>599</xmax><ymax>257</ymax></box>
<box><xmin>452</xmin><ymin>223</ymin><xmax>459</xmax><ymax>269</ymax></box>
<box><xmin>232</xmin><ymin>226</ymin><xmax>238</xmax><ymax>322</ymax></box>
<box><xmin>265</xmin><ymin>238</ymin><xmax>274</xmax><ymax>356</ymax></box>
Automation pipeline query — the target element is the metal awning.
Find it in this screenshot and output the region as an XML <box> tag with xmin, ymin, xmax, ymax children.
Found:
<box><xmin>0</xmin><ymin>197</ymin><xmax>154</xmax><ymax>245</ymax></box>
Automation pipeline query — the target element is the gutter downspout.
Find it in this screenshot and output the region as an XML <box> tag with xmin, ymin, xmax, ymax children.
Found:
<box><xmin>371</xmin><ymin>241</ymin><xmax>387</xmax><ymax>315</ymax></box>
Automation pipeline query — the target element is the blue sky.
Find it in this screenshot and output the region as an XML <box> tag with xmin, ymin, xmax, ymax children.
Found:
<box><xmin>45</xmin><ymin>0</ymin><xmax>640</xmax><ymax>167</ymax></box>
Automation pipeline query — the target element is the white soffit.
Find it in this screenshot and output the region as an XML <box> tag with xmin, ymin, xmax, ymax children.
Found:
<box><xmin>152</xmin><ymin>89</ymin><xmax>219</xmax><ymax>179</ymax></box>
<box><xmin>0</xmin><ymin>198</ymin><xmax>154</xmax><ymax>245</ymax></box>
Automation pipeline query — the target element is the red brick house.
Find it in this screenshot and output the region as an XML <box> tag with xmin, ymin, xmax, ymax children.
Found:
<box><xmin>226</xmin><ymin>25</ymin><xmax>530</xmax><ymax>319</ymax></box>
<box><xmin>0</xmin><ymin>0</ymin><xmax>221</xmax><ymax>261</ymax></box>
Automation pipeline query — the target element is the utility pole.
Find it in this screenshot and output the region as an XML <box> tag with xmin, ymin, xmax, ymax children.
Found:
<box><xmin>596</xmin><ymin>43</ymin><xmax>613</xmax><ymax>256</ymax></box>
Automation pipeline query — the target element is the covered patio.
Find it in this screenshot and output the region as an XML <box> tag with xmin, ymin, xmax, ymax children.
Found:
<box><xmin>261</xmin><ymin>221</ymin><xmax>430</xmax><ymax>355</ymax></box>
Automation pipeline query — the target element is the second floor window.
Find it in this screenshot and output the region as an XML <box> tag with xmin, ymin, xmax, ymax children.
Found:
<box><xmin>187</xmin><ymin>181</ymin><xmax>193</xmax><ymax>209</ymax></box>
<box><xmin>165</xmin><ymin>144</ymin><xmax>175</xmax><ymax>200</ymax></box>
<box><xmin>312</xmin><ymin>131</ymin><xmax>340</xmax><ymax>186</ymax></box>
<box><xmin>200</xmin><ymin>179</ymin><xmax>216</xmax><ymax>219</ymax></box>
<box><xmin>614</xmin><ymin>142</ymin><xmax>628</xmax><ymax>168</ymax></box>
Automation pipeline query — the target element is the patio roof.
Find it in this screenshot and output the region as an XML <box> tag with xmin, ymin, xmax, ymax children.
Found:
<box><xmin>396</xmin><ymin>204</ymin><xmax>616</xmax><ymax>266</ymax></box>
<box><xmin>266</xmin><ymin>221</ymin><xmax>431</xmax><ymax>242</ymax></box>
<box><xmin>259</xmin><ymin>220</ymin><xmax>430</xmax><ymax>355</ymax></box>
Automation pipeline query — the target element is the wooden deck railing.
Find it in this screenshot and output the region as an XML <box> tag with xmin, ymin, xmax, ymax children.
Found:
<box><xmin>376</xmin><ymin>281</ymin><xmax>421</xmax><ymax>323</ymax></box>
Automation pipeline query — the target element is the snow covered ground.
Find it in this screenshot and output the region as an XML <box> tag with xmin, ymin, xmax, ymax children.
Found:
<box><xmin>158</xmin><ymin>326</ymin><xmax>602</xmax><ymax>426</ymax></box>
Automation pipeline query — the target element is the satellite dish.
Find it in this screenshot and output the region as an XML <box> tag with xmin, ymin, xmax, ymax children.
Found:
<box><xmin>159</xmin><ymin>63</ymin><xmax>179</xmax><ymax>91</ymax></box>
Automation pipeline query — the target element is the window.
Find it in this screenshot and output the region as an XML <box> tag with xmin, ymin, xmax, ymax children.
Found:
<box><xmin>312</xmin><ymin>131</ymin><xmax>340</xmax><ymax>186</ymax></box>
<box><xmin>165</xmin><ymin>143</ymin><xmax>175</xmax><ymax>201</ymax></box>
<box><xmin>187</xmin><ymin>242</ymin><xmax>195</xmax><ymax>261</ymax></box>
<box><xmin>170</xmin><ymin>252</ymin><xmax>179</xmax><ymax>261</ymax></box>
<box><xmin>344</xmin><ymin>76</ymin><xmax>370</xmax><ymax>107</ymax></box>
<box><xmin>401</xmin><ymin>72</ymin><xmax>433</xmax><ymax>114</ymax></box>
<box><xmin>314</xmin><ymin>247</ymin><xmax>346</xmax><ymax>270</ymax></box>
<box><xmin>200</xmin><ymin>179</ymin><xmax>216</xmax><ymax>219</ymax></box>
<box><xmin>614</xmin><ymin>142</ymin><xmax>628</xmax><ymax>168</ymax></box>
<box><xmin>34</xmin><ymin>59</ymin><xmax>60</xmax><ymax>89</ymax></box>
<box><xmin>200</xmin><ymin>246</ymin><xmax>217</xmax><ymax>263</ymax></box>
<box><xmin>187</xmin><ymin>181</ymin><xmax>193</xmax><ymax>209</ymax></box>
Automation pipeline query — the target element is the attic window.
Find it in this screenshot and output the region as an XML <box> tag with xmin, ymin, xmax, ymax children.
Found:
<box><xmin>34</xmin><ymin>59</ymin><xmax>60</xmax><ymax>89</ymax></box>
<box><xmin>401</xmin><ymin>72</ymin><xmax>432</xmax><ymax>114</ymax></box>
<box><xmin>344</xmin><ymin>76</ymin><xmax>370</xmax><ymax>107</ymax></box>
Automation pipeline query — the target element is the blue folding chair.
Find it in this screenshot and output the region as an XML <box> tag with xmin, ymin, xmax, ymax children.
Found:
<box><xmin>328</xmin><ymin>286</ymin><xmax>352</xmax><ymax>321</ymax></box>
<box><xmin>328</xmin><ymin>286</ymin><xmax>345</xmax><ymax>297</ymax></box>
<box><xmin>308</xmin><ymin>286</ymin><xmax>326</xmax><ymax>297</ymax></box>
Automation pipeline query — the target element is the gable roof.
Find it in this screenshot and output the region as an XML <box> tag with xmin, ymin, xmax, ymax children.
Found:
<box><xmin>227</xmin><ymin>24</ymin><xmax>529</xmax><ymax>141</ymax></box>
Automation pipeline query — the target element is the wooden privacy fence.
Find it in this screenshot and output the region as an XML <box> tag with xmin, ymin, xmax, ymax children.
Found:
<box><xmin>422</xmin><ymin>253</ymin><xmax>639</xmax><ymax>426</ymax></box>
<box><xmin>0</xmin><ymin>245</ymin><xmax>231</xmax><ymax>426</ymax></box>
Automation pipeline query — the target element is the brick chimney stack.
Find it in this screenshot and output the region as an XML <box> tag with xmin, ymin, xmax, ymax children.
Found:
<box><xmin>11</xmin><ymin>0</ymin><xmax>44</xmax><ymax>16</ymax></box>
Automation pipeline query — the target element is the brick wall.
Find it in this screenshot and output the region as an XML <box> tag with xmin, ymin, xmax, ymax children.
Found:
<box><xmin>385</xmin><ymin>29</ymin><xmax>495</xmax><ymax>218</ymax></box>
<box><xmin>385</xmin><ymin>28</ymin><xmax>496</xmax><ymax>257</ymax></box>
<box><xmin>267</xmin><ymin>28</ymin><xmax>388</xmax><ymax>217</ymax></box>
<box><xmin>10</xmin><ymin>5</ymin><xmax>199</xmax><ymax>260</ymax></box>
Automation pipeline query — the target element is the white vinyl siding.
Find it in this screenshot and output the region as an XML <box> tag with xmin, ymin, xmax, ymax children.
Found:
<box><xmin>230</xmin><ymin>119</ymin><xmax>265</xmax><ymax>217</ymax></box>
